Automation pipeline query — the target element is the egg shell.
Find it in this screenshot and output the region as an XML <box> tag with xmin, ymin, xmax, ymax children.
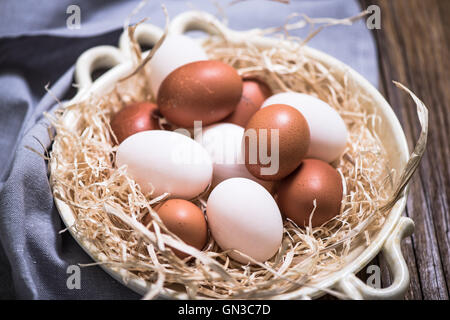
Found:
<box><xmin>143</xmin><ymin>199</ymin><xmax>208</xmax><ymax>258</ymax></box>
<box><xmin>223</xmin><ymin>79</ymin><xmax>272</xmax><ymax>127</ymax></box>
<box><xmin>196</xmin><ymin>123</ymin><xmax>273</xmax><ymax>191</ymax></box>
<box><xmin>110</xmin><ymin>102</ymin><xmax>159</xmax><ymax>144</ymax></box>
<box><xmin>262</xmin><ymin>92</ymin><xmax>348</xmax><ymax>162</ymax></box>
<box><xmin>277</xmin><ymin>159</ymin><xmax>343</xmax><ymax>227</ymax></box>
<box><xmin>148</xmin><ymin>34</ymin><xmax>208</xmax><ymax>97</ymax></box>
<box><xmin>116</xmin><ymin>130</ymin><xmax>213</xmax><ymax>199</ymax></box>
<box><xmin>206</xmin><ymin>177</ymin><xmax>283</xmax><ymax>264</ymax></box>
<box><xmin>158</xmin><ymin>60</ymin><xmax>243</xmax><ymax>128</ymax></box>
<box><xmin>244</xmin><ymin>104</ymin><xmax>310</xmax><ymax>181</ymax></box>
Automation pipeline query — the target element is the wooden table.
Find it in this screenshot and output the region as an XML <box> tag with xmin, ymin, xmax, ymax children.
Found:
<box><xmin>347</xmin><ymin>0</ymin><xmax>449</xmax><ymax>300</ymax></box>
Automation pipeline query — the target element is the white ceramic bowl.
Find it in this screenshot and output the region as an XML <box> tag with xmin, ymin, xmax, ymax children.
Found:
<box><xmin>51</xmin><ymin>11</ymin><xmax>414</xmax><ymax>300</ymax></box>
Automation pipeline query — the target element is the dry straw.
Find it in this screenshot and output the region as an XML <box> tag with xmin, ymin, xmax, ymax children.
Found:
<box><xmin>47</xmin><ymin>11</ymin><xmax>428</xmax><ymax>299</ymax></box>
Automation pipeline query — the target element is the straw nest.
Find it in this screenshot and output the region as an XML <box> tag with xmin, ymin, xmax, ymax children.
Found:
<box><xmin>46</xmin><ymin>14</ymin><xmax>427</xmax><ymax>299</ymax></box>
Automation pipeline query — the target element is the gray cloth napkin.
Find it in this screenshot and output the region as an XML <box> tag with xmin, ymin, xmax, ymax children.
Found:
<box><xmin>0</xmin><ymin>0</ymin><xmax>377</xmax><ymax>299</ymax></box>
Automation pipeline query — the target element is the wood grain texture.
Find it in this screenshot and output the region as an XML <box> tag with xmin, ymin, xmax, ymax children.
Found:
<box><xmin>358</xmin><ymin>0</ymin><xmax>450</xmax><ymax>300</ymax></box>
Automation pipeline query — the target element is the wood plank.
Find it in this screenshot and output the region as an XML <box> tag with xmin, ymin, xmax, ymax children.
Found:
<box><xmin>359</xmin><ymin>0</ymin><xmax>450</xmax><ymax>299</ymax></box>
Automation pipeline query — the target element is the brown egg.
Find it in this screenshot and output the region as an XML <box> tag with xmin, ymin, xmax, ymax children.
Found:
<box><xmin>143</xmin><ymin>199</ymin><xmax>208</xmax><ymax>258</ymax></box>
<box><xmin>277</xmin><ymin>159</ymin><xmax>343</xmax><ymax>227</ymax></box>
<box><xmin>244</xmin><ymin>104</ymin><xmax>310</xmax><ymax>181</ymax></box>
<box><xmin>223</xmin><ymin>78</ymin><xmax>272</xmax><ymax>127</ymax></box>
<box><xmin>110</xmin><ymin>102</ymin><xmax>159</xmax><ymax>144</ymax></box>
<box><xmin>157</xmin><ymin>60</ymin><xmax>243</xmax><ymax>128</ymax></box>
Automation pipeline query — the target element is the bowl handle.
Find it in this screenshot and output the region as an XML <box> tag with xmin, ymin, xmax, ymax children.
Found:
<box><xmin>169</xmin><ymin>11</ymin><xmax>232</xmax><ymax>36</ymax></box>
<box><xmin>168</xmin><ymin>11</ymin><xmax>275</xmax><ymax>47</ymax></box>
<box><xmin>334</xmin><ymin>217</ymin><xmax>415</xmax><ymax>300</ymax></box>
<box><xmin>73</xmin><ymin>45</ymin><xmax>126</xmax><ymax>102</ymax></box>
<box><xmin>118</xmin><ymin>23</ymin><xmax>164</xmax><ymax>58</ymax></box>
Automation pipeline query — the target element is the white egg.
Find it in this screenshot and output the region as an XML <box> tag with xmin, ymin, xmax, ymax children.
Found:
<box><xmin>262</xmin><ymin>92</ymin><xmax>348</xmax><ymax>163</ymax></box>
<box><xmin>206</xmin><ymin>178</ymin><xmax>283</xmax><ymax>264</ymax></box>
<box><xmin>195</xmin><ymin>123</ymin><xmax>273</xmax><ymax>191</ymax></box>
<box><xmin>149</xmin><ymin>34</ymin><xmax>208</xmax><ymax>97</ymax></box>
<box><xmin>116</xmin><ymin>130</ymin><xmax>212</xmax><ymax>199</ymax></box>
